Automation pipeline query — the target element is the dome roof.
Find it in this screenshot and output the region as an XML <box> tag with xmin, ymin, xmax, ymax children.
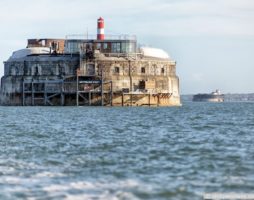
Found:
<box><xmin>9</xmin><ymin>47</ymin><xmax>51</xmax><ymax>60</ymax></box>
<box><xmin>139</xmin><ymin>47</ymin><xmax>170</xmax><ymax>59</ymax></box>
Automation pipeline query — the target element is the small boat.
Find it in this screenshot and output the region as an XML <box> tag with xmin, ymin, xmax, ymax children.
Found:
<box><xmin>193</xmin><ymin>90</ymin><xmax>224</xmax><ymax>102</ymax></box>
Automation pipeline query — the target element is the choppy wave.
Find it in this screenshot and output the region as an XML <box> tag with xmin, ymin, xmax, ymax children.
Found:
<box><xmin>0</xmin><ymin>103</ymin><xmax>254</xmax><ymax>199</ymax></box>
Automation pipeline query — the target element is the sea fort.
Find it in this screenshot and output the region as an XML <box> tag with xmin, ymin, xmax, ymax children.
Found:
<box><xmin>0</xmin><ymin>18</ymin><xmax>180</xmax><ymax>106</ymax></box>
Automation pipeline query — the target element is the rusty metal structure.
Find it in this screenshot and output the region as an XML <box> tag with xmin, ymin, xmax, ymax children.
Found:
<box><xmin>0</xmin><ymin>18</ymin><xmax>181</xmax><ymax>106</ymax></box>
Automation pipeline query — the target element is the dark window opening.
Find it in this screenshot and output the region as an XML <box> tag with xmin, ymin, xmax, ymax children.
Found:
<box><xmin>114</xmin><ymin>67</ymin><xmax>120</xmax><ymax>74</ymax></box>
<box><xmin>141</xmin><ymin>67</ymin><xmax>145</xmax><ymax>74</ymax></box>
<box><xmin>161</xmin><ymin>68</ymin><xmax>165</xmax><ymax>74</ymax></box>
<box><xmin>35</xmin><ymin>67</ymin><xmax>39</xmax><ymax>76</ymax></box>
<box><xmin>139</xmin><ymin>80</ymin><xmax>146</xmax><ymax>90</ymax></box>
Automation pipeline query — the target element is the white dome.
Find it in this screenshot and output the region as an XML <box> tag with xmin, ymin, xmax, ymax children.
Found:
<box><xmin>140</xmin><ymin>47</ymin><xmax>170</xmax><ymax>59</ymax></box>
<box><xmin>10</xmin><ymin>47</ymin><xmax>51</xmax><ymax>59</ymax></box>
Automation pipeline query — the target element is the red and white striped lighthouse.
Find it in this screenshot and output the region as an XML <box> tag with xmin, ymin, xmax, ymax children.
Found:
<box><xmin>97</xmin><ymin>17</ymin><xmax>105</xmax><ymax>40</ymax></box>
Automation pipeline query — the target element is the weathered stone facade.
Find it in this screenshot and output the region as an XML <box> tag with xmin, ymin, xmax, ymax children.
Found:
<box><xmin>92</xmin><ymin>54</ymin><xmax>180</xmax><ymax>106</ymax></box>
<box><xmin>0</xmin><ymin>41</ymin><xmax>180</xmax><ymax>106</ymax></box>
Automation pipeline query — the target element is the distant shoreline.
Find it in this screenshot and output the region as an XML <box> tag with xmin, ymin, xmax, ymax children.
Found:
<box><xmin>181</xmin><ymin>93</ymin><xmax>254</xmax><ymax>102</ymax></box>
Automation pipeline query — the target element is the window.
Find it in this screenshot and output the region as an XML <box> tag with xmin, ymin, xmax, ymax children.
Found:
<box><xmin>33</xmin><ymin>66</ymin><xmax>41</xmax><ymax>76</ymax></box>
<box><xmin>112</xmin><ymin>43</ymin><xmax>121</xmax><ymax>53</ymax></box>
<box><xmin>68</xmin><ymin>41</ymin><xmax>79</xmax><ymax>53</ymax></box>
<box><xmin>139</xmin><ymin>80</ymin><xmax>145</xmax><ymax>90</ymax></box>
<box><xmin>103</xmin><ymin>43</ymin><xmax>108</xmax><ymax>49</ymax></box>
<box><xmin>41</xmin><ymin>40</ymin><xmax>46</xmax><ymax>46</ymax></box>
<box><xmin>121</xmin><ymin>42</ymin><xmax>127</xmax><ymax>53</ymax></box>
<box><xmin>152</xmin><ymin>65</ymin><xmax>157</xmax><ymax>75</ymax></box>
<box><xmin>141</xmin><ymin>67</ymin><xmax>145</xmax><ymax>74</ymax></box>
<box><xmin>126</xmin><ymin>42</ymin><xmax>135</xmax><ymax>53</ymax></box>
<box><xmin>10</xmin><ymin>66</ymin><xmax>18</xmax><ymax>76</ymax></box>
<box><xmin>87</xmin><ymin>64</ymin><xmax>95</xmax><ymax>75</ymax></box>
<box><xmin>114</xmin><ymin>67</ymin><xmax>120</xmax><ymax>74</ymax></box>
<box><xmin>161</xmin><ymin>68</ymin><xmax>165</xmax><ymax>74</ymax></box>
<box><xmin>96</xmin><ymin>43</ymin><xmax>101</xmax><ymax>50</ymax></box>
<box><xmin>35</xmin><ymin>67</ymin><xmax>39</xmax><ymax>76</ymax></box>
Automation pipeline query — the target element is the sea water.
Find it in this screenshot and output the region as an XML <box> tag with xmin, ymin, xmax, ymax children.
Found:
<box><xmin>0</xmin><ymin>102</ymin><xmax>254</xmax><ymax>199</ymax></box>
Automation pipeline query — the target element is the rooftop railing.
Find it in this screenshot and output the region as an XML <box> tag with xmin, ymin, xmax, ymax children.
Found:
<box><xmin>65</xmin><ymin>34</ymin><xmax>137</xmax><ymax>41</ymax></box>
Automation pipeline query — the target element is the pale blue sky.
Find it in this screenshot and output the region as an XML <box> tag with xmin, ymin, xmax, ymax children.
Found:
<box><xmin>0</xmin><ymin>0</ymin><xmax>253</xmax><ymax>94</ymax></box>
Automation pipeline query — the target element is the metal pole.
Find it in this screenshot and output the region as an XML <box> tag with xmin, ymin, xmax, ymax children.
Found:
<box><xmin>22</xmin><ymin>80</ymin><xmax>25</xmax><ymax>106</ymax></box>
<box><xmin>44</xmin><ymin>81</ymin><xmax>47</xmax><ymax>106</ymax></box>
<box><xmin>76</xmin><ymin>75</ymin><xmax>79</xmax><ymax>106</ymax></box>
<box><xmin>110</xmin><ymin>81</ymin><xmax>113</xmax><ymax>106</ymax></box>
<box><xmin>149</xmin><ymin>93</ymin><xmax>151</xmax><ymax>107</ymax></box>
<box><xmin>101</xmin><ymin>69</ymin><xmax>104</xmax><ymax>106</ymax></box>
<box><xmin>32</xmin><ymin>80</ymin><xmax>34</xmax><ymax>106</ymax></box>
<box><xmin>89</xmin><ymin>91</ymin><xmax>91</xmax><ymax>106</ymax></box>
<box><xmin>122</xmin><ymin>92</ymin><xmax>124</xmax><ymax>107</ymax></box>
<box><xmin>61</xmin><ymin>80</ymin><xmax>64</xmax><ymax>106</ymax></box>
<box><xmin>130</xmin><ymin>93</ymin><xmax>133</xmax><ymax>107</ymax></box>
<box><xmin>129</xmin><ymin>60</ymin><xmax>133</xmax><ymax>107</ymax></box>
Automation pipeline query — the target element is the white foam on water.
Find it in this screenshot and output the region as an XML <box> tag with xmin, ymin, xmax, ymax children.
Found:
<box><xmin>33</xmin><ymin>171</ymin><xmax>65</xmax><ymax>178</ymax></box>
<box><xmin>43</xmin><ymin>179</ymin><xmax>141</xmax><ymax>192</ymax></box>
<box><xmin>43</xmin><ymin>179</ymin><xmax>144</xmax><ymax>199</ymax></box>
<box><xmin>0</xmin><ymin>185</ymin><xmax>31</xmax><ymax>193</ymax></box>
<box><xmin>0</xmin><ymin>166</ymin><xmax>15</xmax><ymax>174</ymax></box>
<box><xmin>64</xmin><ymin>190</ymin><xmax>139</xmax><ymax>200</ymax></box>
<box><xmin>64</xmin><ymin>191</ymin><xmax>139</xmax><ymax>200</ymax></box>
<box><xmin>0</xmin><ymin>175</ymin><xmax>42</xmax><ymax>195</ymax></box>
<box><xmin>43</xmin><ymin>184</ymin><xmax>70</xmax><ymax>192</ymax></box>
<box><xmin>225</xmin><ymin>176</ymin><xmax>245</xmax><ymax>184</ymax></box>
<box><xmin>0</xmin><ymin>176</ymin><xmax>22</xmax><ymax>184</ymax></box>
